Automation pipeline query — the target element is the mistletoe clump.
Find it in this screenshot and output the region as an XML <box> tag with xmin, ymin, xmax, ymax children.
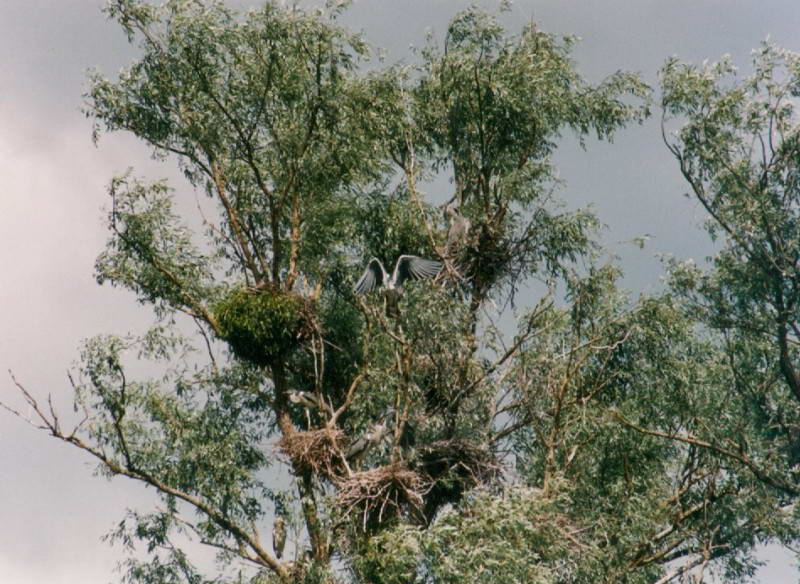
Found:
<box><xmin>214</xmin><ymin>286</ymin><xmax>312</xmax><ymax>366</ymax></box>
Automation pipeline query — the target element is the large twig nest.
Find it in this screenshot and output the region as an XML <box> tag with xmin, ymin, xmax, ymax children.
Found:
<box><xmin>277</xmin><ymin>427</ymin><xmax>345</xmax><ymax>479</ymax></box>
<box><xmin>415</xmin><ymin>440</ymin><xmax>502</xmax><ymax>521</ymax></box>
<box><xmin>336</xmin><ymin>463</ymin><xmax>428</xmax><ymax>531</ymax></box>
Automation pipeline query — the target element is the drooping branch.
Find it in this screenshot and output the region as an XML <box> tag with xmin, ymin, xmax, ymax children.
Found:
<box><xmin>3</xmin><ymin>374</ymin><xmax>291</xmax><ymax>582</ymax></box>
<box><xmin>107</xmin><ymin>207</ymin><xmax>221</xmax><ymax>335</ymax></box>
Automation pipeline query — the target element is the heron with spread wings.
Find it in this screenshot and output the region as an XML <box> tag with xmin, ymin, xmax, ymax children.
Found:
<box><xmin>354</xmin><ymin>255</ymin><xmax>442</xmax><ymax>316</ymax></box>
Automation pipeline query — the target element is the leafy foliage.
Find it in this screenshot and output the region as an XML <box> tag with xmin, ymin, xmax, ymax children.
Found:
<box><xmin>411</xmin><ymin>9</ymin><xmax>647</xmax><ymax>302</ymax></box>
<box><xmin>662</xmin><ymin>42</ymin><xmax>800</xmax><ymax>510</ymax></box>
<box><xmin>355</xmin><ymin>485</ymin><xmax>600</xmax><ymax>584</ymax></box>
<box><xmin>215</xmin><ymin>286</ymin><xmax>309</xmax><ymax>366</ymax></box>
<box><xmin>96</xmin><ymin>173</ymin><xmax>215</xmax><ymax>319</ymax></box>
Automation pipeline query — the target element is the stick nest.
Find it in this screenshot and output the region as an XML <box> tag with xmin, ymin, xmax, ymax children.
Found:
<box><xmin>278</xmin><ymin>427</ymin><xmax>345</xmax><ymax>479</ymax></box>
<box><xmin>336</xmin><ymin>463</ymin><xmax>429</xmax><ymax>531</ymax></box>
<box><xmin>416</xmin><ymin>440</ymin><xmax>502</xmax><ymax>521</ymax></box>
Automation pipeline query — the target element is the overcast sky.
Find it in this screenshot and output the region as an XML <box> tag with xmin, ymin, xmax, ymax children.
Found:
<box><xmin>2</xmin><ymin>1</ymin><xmax>800</xmax><ymax>582</ymax></box>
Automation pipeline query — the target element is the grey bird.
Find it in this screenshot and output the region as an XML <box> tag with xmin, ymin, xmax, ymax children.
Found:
<box><xmin>445</xmin><ymin>202</ymin><xmax>471</xmax><ymax>258</ymax></box>
<box><xmin>354</xmin><ymin>255</ymin><xmax>442</xmax><ymax>315</ymax></box>
<box><xmin>288</xmin><ymin>390</ymin><xmax>324</xmax><ymax>410</ymax></box>
<box><xmin>345</xmin><ymin>422</ymin><xmax>389</xmax><ymax>461</ymax></box>
<box><xmin>272</xmin><ymin>514</ymin><xmax>286</xmax><ymax>559</ymax></box>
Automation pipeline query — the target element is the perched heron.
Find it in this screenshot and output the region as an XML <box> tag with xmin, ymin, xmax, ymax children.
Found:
<box><xmin>354</xmin><ymin>255</ymin><xmax>442</xmax><ymax>315</ymax></box>
<box><xmin>345</xmin><ymin>422</ymin><xmax>389</xmax><ymax>461</ymax></box>
<box><xmin>289</xmin><ymin>390</ymin><xmax>331</xmax><ymax>428</ymax></box>
<box><xmin>272</xmin><ymin>514</ymin><xmax>286</xmax><ymax>559</ymax></box>
<box><xmin>288</xmin><ymin>390</ymin><xmax>324</xmax><ymax>411</ymax></box>
<box><xmin>445</xmin><ymin>202</ymin><xmax>471</xmax><ymax>258</ymax></box>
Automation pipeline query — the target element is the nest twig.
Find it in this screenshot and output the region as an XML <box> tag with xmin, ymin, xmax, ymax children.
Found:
<box><xmin>296</xmin><ymin>295</ymin><xmax>320</xmax><ymax>342</ymax></box>
<box><xmin>335</xmin><ymin>463</ymin><xmax>429</xmax><ymax>531</ymax></box>
<box><xmin>416</xmin><ymin>440</ymin><xmax>502</xmax><ymax>521</ymax></box>
<box><xmin>418</xmin><ymin>440</ymin><xmax>501</xmax><ymax>483</ymax></box>
<box><xmin>277</xmin><ymin>427</ymin><xmax>346</xmax><ymax>479</ymax></box>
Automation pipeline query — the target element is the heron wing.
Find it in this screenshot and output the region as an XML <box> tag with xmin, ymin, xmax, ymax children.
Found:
<box><xmin>354</xmin><ymin>258</ymin><xmax>385</xmax><ymax>295</ymax></box>
<box><xmin>394</xmin><ymin>255</ymin><xmax>443</xmax><ymax>288</ymax></box>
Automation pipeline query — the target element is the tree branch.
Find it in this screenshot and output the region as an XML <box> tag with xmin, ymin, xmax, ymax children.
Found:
<box><xmin>4</xmin><ymin>376</ymin><xmax>292</xmax><ymax>582</ymax></box>
<box><xmin>610</xmin><ymin>410</ymin><xmax>798</xmax><ymax>496</ymax></box>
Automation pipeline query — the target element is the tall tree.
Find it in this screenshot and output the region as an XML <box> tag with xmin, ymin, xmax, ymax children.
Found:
<box><xmin>657</xmin><ymin>44</ymin><xmax>800</xmax><ymax>580</ymax></box>
<box><xmin>7</xmin><ymin>1</ymin><xmax>800</xmax><ymax>583</ymax></box>
<box><xmin>662</xmin><ymin>44</ymin><xmax>800</xmax><ymax>402</ymax></box>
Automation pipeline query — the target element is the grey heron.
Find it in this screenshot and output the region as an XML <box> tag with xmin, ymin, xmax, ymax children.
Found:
<box><xmin>345</xmin><ymin>422</ymin><xmax>389</xmax><ymax>461</ymax></box>
<box><xmin>445</xmin><ymin>202</ymin><xmax>471</xmax><ymax>258</ymax></box>
<box><xmin>289</xmin><ymin>390</ymin><xmax>325</xmax><ymax>411</ymax></box>
<box><xmin>272</xmin><ymin>514</ymin><xmax>286</xmax><ymax>559</ymax></box>
<box><xmin>353</xmin><ymin>255</ymin><xmax>442</xmax><ymax>315</ymax></box>
<box><xmin>289</xmin><ymin>390</ymin><xmax>332</xmax><ymax>427</ymax></box>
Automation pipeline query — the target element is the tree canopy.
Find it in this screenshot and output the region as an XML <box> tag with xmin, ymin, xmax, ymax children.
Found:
<box><xmin>6</xmin><ymin>1</ymin><xmax>800</xmax><ymax>583</ymax></box>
